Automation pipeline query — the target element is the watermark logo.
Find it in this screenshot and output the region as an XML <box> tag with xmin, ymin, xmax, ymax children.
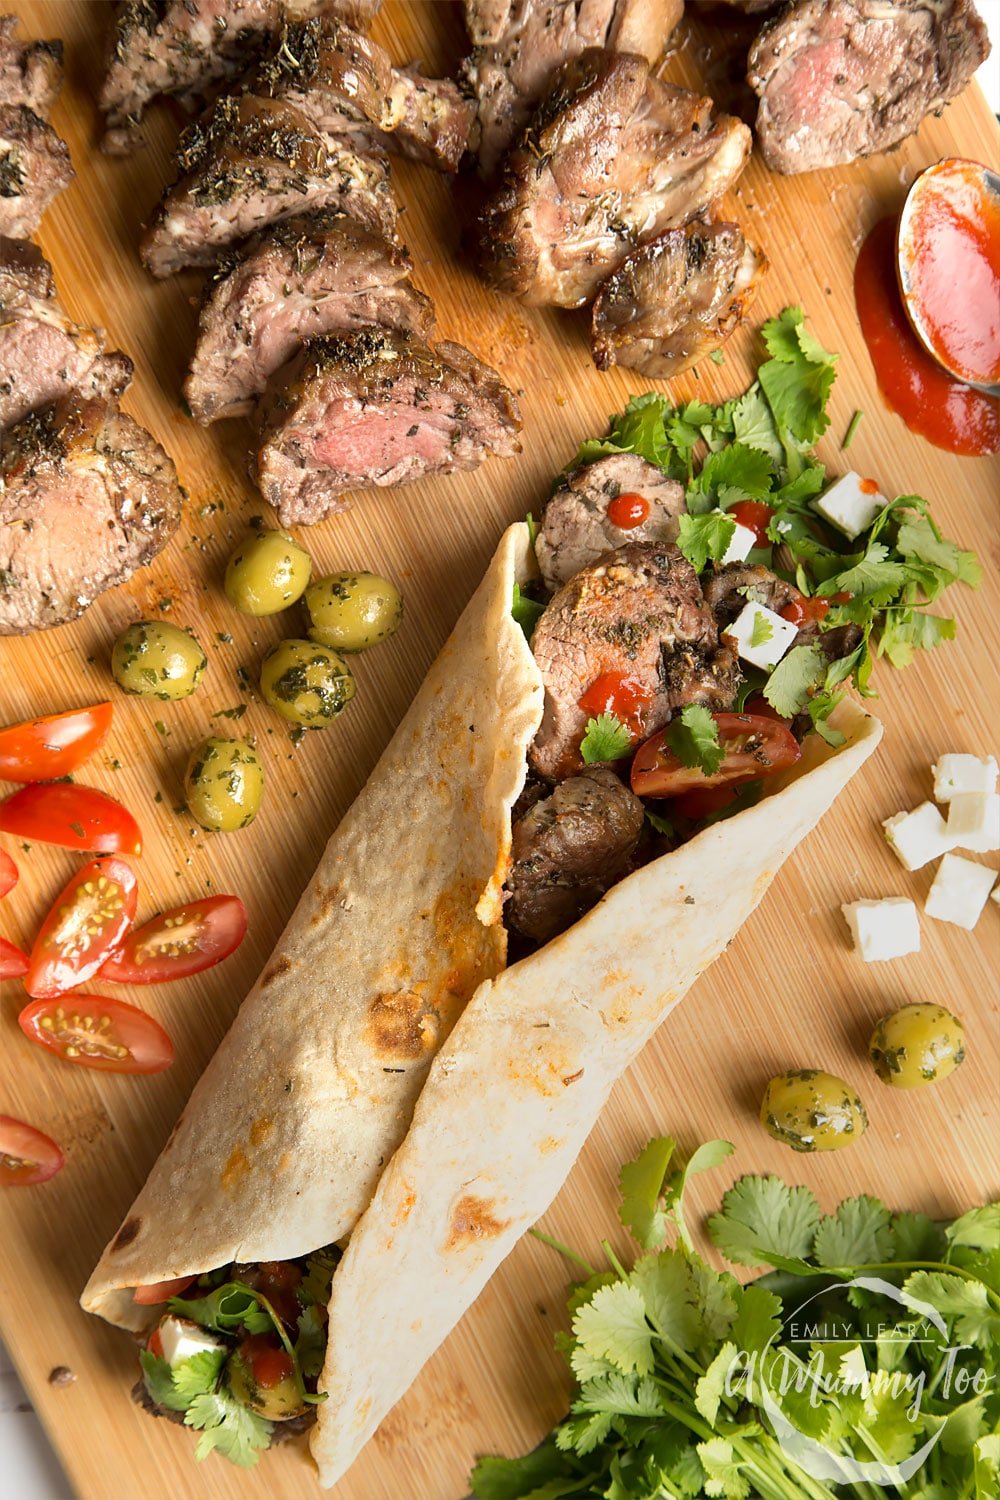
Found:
<box><xmin>723</xmin><ymin>1276</ymin><xmax>992</xmax><ymax>1487</ymax></box>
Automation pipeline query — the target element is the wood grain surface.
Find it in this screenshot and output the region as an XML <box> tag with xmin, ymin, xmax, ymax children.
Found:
<box><xmin>0</xmin><ymin>5</ymin><xmax>997</xmax><ymax>1498</ymax></box>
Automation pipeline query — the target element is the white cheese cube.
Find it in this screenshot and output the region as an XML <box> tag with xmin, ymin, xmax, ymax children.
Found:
<box><xmin>993</xmin><ymin>879</ymin><xmax>1000</xmax><ymax>906</ymax></box>
<box><xmin>813</xmin><ymin>471</ymin><xmax>886</xmax><ymax>540</ymax></box>
<box><xmin>945</xmin><ymin>792</ymin><xmax>1000</xmax><ymax>853</ymax></box>
<box><xmin>721</xmin><ymin>519</ymin><xmax>757</xmax><ymax>565</ymax></box>
<box><xmin>932</xmin><ymin>753</ymin><xmax>998</xmax><ymax>802</ymax></box>
<box><xmin>158</xmin><ymin>1316</ymin><xmax>225</xmax><ymax>1368</ymax></box>
<box><xmin>725</xmin><ymin>601</ymin><xmax>799</xmax><ymax>672</ymax></box>
<box><xmin>841</xmin><ymin>898</ymin><xmax>920</xmax><ymax>962</ymax></box>
<box><xmin>924</xmin><ymin>854</ymin><xmax>996</xmax><ymax>930</ymax></box>
<box><xmin>882</xmin><ymin>801</ymin><xmax>951</xmax><ymax>871</ymax></box>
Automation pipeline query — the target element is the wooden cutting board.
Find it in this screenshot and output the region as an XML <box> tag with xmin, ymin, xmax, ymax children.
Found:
<box><xmin>1</xmin><ymin>4</ymin><xmax>997</xmax><ymax>1497</ymax></box>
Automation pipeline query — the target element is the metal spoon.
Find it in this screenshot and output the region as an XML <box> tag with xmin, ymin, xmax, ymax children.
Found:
<box><xmin>896</xmin><ymin>157</ymin><xmax>1000</xmax><ymax>399</ymax></box>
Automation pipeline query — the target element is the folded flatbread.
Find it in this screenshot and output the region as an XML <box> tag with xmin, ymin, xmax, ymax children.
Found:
<box><xmin>83</xmin><ymin>522</ymin><xmax>881</xmax><ymax>1482</ymax></box>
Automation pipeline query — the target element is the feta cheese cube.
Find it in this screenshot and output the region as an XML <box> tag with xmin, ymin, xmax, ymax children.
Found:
<box><xmin>924</xmin><ymin>854</ymin><xmax>996</xmax><ymax>930</ymax></box>
<box><xmin>725</xmin><ymin>601</ymin><xmax>799</xmax><ymax>672</ymax></box>
<box><xmin>882</xmin><ymin>802</ymin><xmax>951</xmax><ymax>870</ymax></box>
<box><xmin>945</xmin><ymin>792</ymin><xmax>1000</xmax><ymax>853</ymax></box>
<box><xmin>932</xmin><ymin>753</ymin><xmax>998</xmax><ymax>802</ymax></box>
<box><xmin>842</xmin><ymin>898</ymin><xmax>920</xmax><ymax>962</ymax></box>
<box><xmin>158</xmin><ymin>1316</ymin><xmax>225</xmax><ymax>1368</ymax></box>
<box><xmin>721</xmin><ymin>518</ymin><xmax>757</xmax><ymax>565</ymax></box>
<box><xmin>813</xmin><ymin>471</ymin><xmax>886</xmax><ymax>540</ymax></box>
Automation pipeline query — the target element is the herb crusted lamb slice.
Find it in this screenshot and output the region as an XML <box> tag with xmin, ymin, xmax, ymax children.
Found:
<box><xmin>140</xmin><ymin>95</ymin><xmax>397</xmax><ymax>279</ymax></box>
<box><xmin>255</xmin><ymin>329</ymin><xmax>522</xmax><ymax>526</ymax></box>
<box><xmin>0</xmin><ymin>15</ymin><xmax>63</xmax><ymax>116</ymax></box>
<box><xmin>184</xmin><ymin>211</ymin><xmax>434</xmax><ymax>423</ymax></box>
<box><xmin>0</xmin><ymin>103</ymin><xmax>73</xmax><ymax>240</ymax></box>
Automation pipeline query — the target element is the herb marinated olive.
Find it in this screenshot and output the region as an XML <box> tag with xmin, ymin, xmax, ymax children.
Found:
<box><xmin>226</xmin><ymin>1336</ymin><xmax>308</xmax><ymax>1421</ymax></box>
<box><xmin>869</xmin><ymin>1003</ymin><xmax>966</xmax><ymax>1089</ymax></box>
<box><xmin>259</xmin><ymin>640</ymin><xmax>355</xmax><ymax>728</ymax></box>
<box><xmin>111</xmin><ymin>621</ymin><xmax>207</xmax><ymax>701</ymax></box>
<box><xmin>305</xmin><ymin>571</ymin><xmax>402</xmax><ymax>653</ymax></box>
<box><xmin>760</xmin><ymin>1069</ymin><xmax>867</xmax><ymax>1153</ymax></box>
<box><xmin>184</xmin><ymin>737</ymin><xmax>263</xmax><ymax>832</ymax></box>
<box><xmin>224</xmin><ymin>530</ymin><xmax>312</xmax><ymax>616</ymax></box>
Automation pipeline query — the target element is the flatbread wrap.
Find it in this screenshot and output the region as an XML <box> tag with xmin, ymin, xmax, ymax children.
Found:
<box><xmin>83</xmin><ymin>505</ymin><xmax>881</xmax><ymax>1477</ymax></box>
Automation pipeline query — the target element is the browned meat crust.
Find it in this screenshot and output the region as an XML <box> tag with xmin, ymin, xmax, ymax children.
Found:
<box><xmin>0</xmin><ymin>395</ymin><xmax>182</xmax><ymax>635</ymax></box>
<box><xmin>255</xmin><ymin>328</ymin><xmax>522</xmax><ymax>526</ymax></box>
<box><xmin>478</xmin><ymin>50</ymin><xmax>751</xmax><ymax>308</ymax></box>
<box><xmin>0</xmin><ymin>103</ymin><xmax>73</xmax><ymax>240</ymax></box>
<box><xmin>0</xmin><ymin>15</ymin><xmax>63</xmax><ymax>117</ymax></box>
<box><xmin>185</xmin><ymin>211</ymin><xmax>434</xmax><ymax>424</ymax></box>
<box><xmin>748</xmin><ymin>0</ymin><xmax>991</xmax><ymax>174</ymax></box>
<box><xmin>592</xmin><ymin>222</ymin><xmax>768</xmax><ymax>377</ymax></box>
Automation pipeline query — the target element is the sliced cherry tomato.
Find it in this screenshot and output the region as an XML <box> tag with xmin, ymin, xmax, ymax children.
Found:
<box><xmin>18</xmin><ymin>993</ymin><xmax>173</xmax><ymax>1074</ymax></box>
<box><xmin>607</xmin><ymin>492</ymin><xmax>650</xmax><ymax>529</ymax></box>
<box><xmin>0</xmin><ymin>848</ymin><xmax>17</xmax><ymax>899</ymax></box>
<box><xmin>0</xmin><ymin>784</ymin><xmax>141</xmax><ymax>856</ymax></box>
<box><xmin>672</xmin><ymin>783</ymin><xmax>748</xmax><ymax>822</ymax></box>
<box><xmin>578</xmin><ymin>672</ymin><xmax>652</xmax><ymax>735</ymax></box>
<box><xmin>0</xmin><ymin>1115</ymin><xmax>64</xmax><ymax>1186</ymax></box>
<box><xmin>134</xmin><ymin>1276</ymin><xmax>196</xmax><ymax>1307</ymax></box>
<box><xmin>728</xmin><ymin>501</ymin><xmax>774</xmax><ymax>547</ymax></box>
<box><xmin>631</xmin><ymin>713</ymin><xmax>801</xmax><ymax>799</ymax></box>
<box><xmin>99</xmin><ymin>896</ymin><xmax>247</xmax><ymax>985</ymax></box>
<box><xmin>0</xmin><ymin>703</ymin><xmax>113</xmax><ymax>783</ymax></box>
<box><xmin>1</xmin><ymin>937</ymin><xmax>29</xmax><ymax>979</ymax></box>
<box><xmin>24</xmin><ymin>857</ymin><xmax>139</xmax><ymax>1000</ymax></box>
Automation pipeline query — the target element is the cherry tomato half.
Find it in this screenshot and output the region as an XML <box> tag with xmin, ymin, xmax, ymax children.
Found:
<box><xmin>0</xmin><ymin>784</ymin><xmax>141</xmax><ymax>856</ymax></box>
<box><xmin>631</xmin><ymin>713</ymin><xmax>801</xmax><ymax>799</ymax></box>
<box><xmin>607</xmin><ymin>492</ymin><xmax>650</xmax><ymax>529</ymax></box>
<box><xmin>25</xmin><ymin>857</ymin><xmax>139</xmax><ymax>1000</ymax></box>
<box><xmin>1</xmin><ymin>937</ymin><xmax>29</xmax><ymax>979</ymax></box>
<box><xmin>19</xmin><ymin>994</ymin><xmax>173</xmax><ymax>1074</ymax></box>
<box><xmin>672</xmin><ymin>782</ymin><xmax>749</xmax><ymax>822</ymax></box>
<box><xmin>0</xmin><ymin>848</ymin><xmax>16</xmax><ymax>899</ymax></box>
<box><xmin>578</xmin><ymin>672</ymin><xmax>652</xmax><ymax>735</ymax></box>
<box><xmin>99</xmin><ymin>896</ymin><xmax>247</xmax><ymax>986</ymax></box>
<box><xmin>133</xmin><ymin>1276</ymin><xmax>196</xmax><ymax>1307</ymax></box>
<box><xmin>0</xmin><ymin>1115</ymin><xmax>64</xmax><ymax>1186</ymax></box>
<box><xmin>728</xmin><ymin>501</ymin><xmax>774</xmax><ymax>547</ymax></box>
<box><xmin>0</xmin><ymin>703</ymin><xmax>113</xmax><ymax>783</ymax></box>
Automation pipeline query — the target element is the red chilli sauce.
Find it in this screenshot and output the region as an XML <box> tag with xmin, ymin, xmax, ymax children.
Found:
<box><xmin>854</xmin><ymin>215</ymin><xmax>1000</xmax><ymax>457</ymax></box>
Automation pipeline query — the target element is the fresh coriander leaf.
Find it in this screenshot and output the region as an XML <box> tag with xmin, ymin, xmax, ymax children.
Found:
<box><xmin>470</xmin><ymin>1443</ymin><xmax>582</xmax><ymax>1500</ymax></box>
<box><xmin>730</xmin><ymin>388</ymin><xmax>783</xmax><ymax>464</ymax></box>
<box><xmin>186</xmin><ymin>1388</ymin><xmax>273</xmax><ymax>1468</ymax></box>
<box><xmin>693</xmin><ymin>444</ymin><xmax>774</xmax><ymax>504</ymax></box>
<box><xmin>805</xmin><ymin>691</ymin><xmax>846</xmax><ymax>746</ymax></box>
<box><xmin>696</xmin><ymin>1436</ymin><xmax>751</xmax><ymax>1500</ymax></box>
<box><xmin>730</xmin><ymin>1283</ymin><xmax>782</xmax><ymax>1355</ymax></box>
<box><xmin>573</xmin><ymin>1370</ymin><xmax>664</xmax><ymax>1421</ymax></box>
<box><xmin>572</xmin><ymin>1282</ymin><xmax>654</xmax><ymax>1376</ymax></box>
<box><xmin>677</xmin><ymin>511</ymin><xmax>736</xmax><ymax>573</ymax></box>
<box><xmin>878</xmin><ymin>608</ymin><xmax>956</xmax><ymax>668</ymax></box>
<box><xmin>903</xmin><ymin>1272</ymin><xmax>999</xmax><ymax>1351</ymax></box>
<box><xmin>895</xmin><ymin>517</ymin><xmax>981</xmax><ymax>587</ymax></box>
<box><xmin>630</xmin><ymin>1250</ymin><xmax>703</xmax><ymax>1353</ymax></box>
<box><xmin>610</xmin><ymin>393</ymin><xmax>673</xmax><ymax>471</ymax></box>
<box><xmin>666</xmin><ymin>705</ymin><xmax>724</xmax><ymax>776</ymax></box>
<box><xmin>974</xmin><ymin>1435</ymin><xmax>1000</xmax><ymax>1494</ymax></box>
<box><xmin>240</xmin><ymin>1305</ymin><xmax>273</xmax><ymax>1335</ymax></box>
<box><xmin>749</xmin><ymin>612</ymin><xmax>774</xmax><ymax>649</ymax></box>
<box><xmin>171</xmin><ymin>1348</ymin><xmax>226</xmax><ymax>1403</ymax></box>
<box><xmin>512</xmin><ymin>583</ymin><xmax>545</xmax><ymax>641</ymax></box>
<box><xmin>825</xmin><ymin>542</ymin><xmax>909</xmax><ymax>599</ymax></box>
<box><xmin>555</xmin><ymin>1408</ymin><xmax>613</xmax><ymax>1456</ymax></box>
<box><xmin>299</xmin><ymin>1248</ymin><xmax>339</xmax><ymax>1308</ymax></box>
<box><xmin>139</xmin><ymin>1349</ymin><xmax>190</xmax><ymax>1412</ymax></box>
<box><xmin>644</xmin><ymin>808</ymin><xmax>673</xmax><ymax>837</ymax></box>
<box><xmin>169</xmin><ymin>1283</ymin><xmax>260</xmax><ymax>1332</ymax></box>
<box><xmin>695</xmin><ymin>1342</ymin><xmax>737</xmax><ymax>1426</ymax></box>
<box><xmin>891</xmin><ymin>1211</ymin><xmax>947</xmax><ymax>1263</ymax></box>
<box><xmin>759</xmin><ymin>355</ymin><xmax>835</xmax><ymax>449</ymax></box>
<box><xmin>294</xmin><ymin>1305</ymin><xmax>327</xmax><ymax>1380</ymax></box>
<box><xmin>774</xmin><ymin>464</ymin><xmax>827</xmax><ymax>508</ymax></box>
<box><xmin>580</xmin><ymin>713</ymin><xmax>632</xmax><ymax>765</ymax></box>
<box><xmin>708</xmin><ymin>1174</ymin><xmax>821</xmax><ymax>1268</ymax></box>
<box><xmin>813</xmin><ymin>1196</ymin><xmax>894</xmax><ymax>1267</ymax></box>
<box><xmin>618</xmin><ymin>1136</ymin><xmax>676</xmax><ymax>1249</ymax></box>
<box><xmin>945</xmin><ymin>1203</ymin><xmax>1000</xmax><ymax>1252</ymax></box>
<box><xmin>761</xmin><ymin>307</ymin><xmax>808</xmax><ymax>363</ymax></box>
<box><xmin>762</xmin><ymin>644</ymin><xmax>826</xmax><ymax>718</ymax></box>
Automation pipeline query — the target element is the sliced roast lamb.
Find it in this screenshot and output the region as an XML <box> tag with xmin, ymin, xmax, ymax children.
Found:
<box><xmin>0</xmin><ymin>15</ymin><xmax>63</xmax><ymax>115</ymax></box>
<box><xmin>506</xmin><ymin>766</ymin><xmax>645</xmax><ymax>942</ymax></box>
<box><xmin>184</xmin><ymin>211</ymin><xmax>434</xmax><ymax>423</ymax></box>
<box><xmin>0</xmin><ymin>237</ymin><xmax>134</xmax><ymax>430</ymax></box>
<box><xmin>748</xmin><ymin>0</ymin><xmax>990</xmax><ymax>175</ymax></box>
<box><xmin>0</xmin><ymin>103</ymin><xmax>73</xmax><ymax>239</ymax></box>
<box><xmin>254</xmin><ymin>17</ymin><xmax>476</xmax><ymax>173</ymax></box>
<box><xmin>99</xmin><ymin>0</ymin><xmax>381</xmax><ymax>155</ymax></box>
<box><xmin>479</xmin><ymin>50</ymin><xmax>751</xmax><ymax>308</ymax></box>
<box><xmin>536</xmin><ymin>453</ymin><xmax>685</xmax><ymax>593</ymax></box>
<box><xmin>529</xmin><ymin>541</ymin><xmax>739</xmax><ymax>782</ymax></box>
<box><xmin>255</xmin><ymin>328</ymin><xmax>521</xmax><ymax>526</ymax></box>
<box><xmin>0</xmin><ymin>394</ymin><xmax>182</xmax><ymax>635</ymax></box>
<box><xmin>140</xmin><ymin>96</ymin><xmax>396</xmax><ymax>278</ymax></box>
<box><xmin>462</xmin><ymin>0</ymin><xmax>681</xmax><ymax>177</ymax></box>
<box><xmin>592</xmin><ymin>222</ymin><xmax>768</xmax><ymax>377</ymax></box>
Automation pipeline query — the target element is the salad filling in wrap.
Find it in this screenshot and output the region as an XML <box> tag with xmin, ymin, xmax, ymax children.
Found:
<box><xmin>83</xmin><ymin>499</ymin><xmax>882</xmax><ymax>1475</ymax></box>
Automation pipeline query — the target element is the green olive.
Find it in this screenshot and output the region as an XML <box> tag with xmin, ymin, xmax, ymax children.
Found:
<box><xmin>111</xmin><ymin>621</ymin><xmax>207</xmax><ymax>700</ymax></box>
<box><xmin>869</xmin><ymin>1003</ymin><xmax>966</xmax><ymax>1089</ymax></box>
<box><xmin>305</xmin><ymin>571</ymin><xmax>402</xmax><ymax>652</ymax></box>
<box><xmin>184</xmin><ymin>736</ymin><xmax>263</xmax><ymax>832</ymax></box>
<box><xmin>224</xmin><ymin>529</ymin><xmax>312</xmax><ymax>616</ymax></box>
<box><xmin>225</xmin><ymin>1340</ymin><xmax>308</xmax><ymax>1422</ymax></box>
<box><xmin>259</xmin><ymin>639</ymin><xmax>355</xmax><ymax>728</ymax></box>
<box><xmin>760</xmin><ymin>1069</ymin><xmax>867</xmax><ymax>1153</ymax></box>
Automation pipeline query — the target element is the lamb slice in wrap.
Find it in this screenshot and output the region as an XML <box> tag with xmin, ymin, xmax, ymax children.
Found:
<box><xmin>82</xmin><ymin>523</ymin><xmax>544</xmax><ymax>1330</ymax></box>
